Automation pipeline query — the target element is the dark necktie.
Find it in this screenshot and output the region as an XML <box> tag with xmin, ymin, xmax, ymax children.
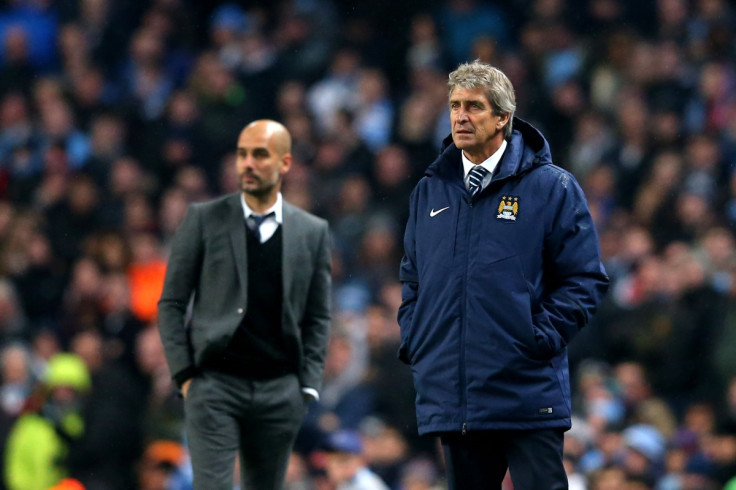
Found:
<box><xmin>467</xmin><ymin>165</ymin><xmax>489</xmax><ymax>198</ymax></box>
<box><xmin>247</xmin><ymin>211</ymin><xmax>275</xmax><ymax>242</ymax></box>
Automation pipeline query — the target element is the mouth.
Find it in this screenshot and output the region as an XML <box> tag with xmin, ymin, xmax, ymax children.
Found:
<box><xmin>241</xmin><ymin>173</ymin><xmax>259</xmax><ymax>184</ymax></box>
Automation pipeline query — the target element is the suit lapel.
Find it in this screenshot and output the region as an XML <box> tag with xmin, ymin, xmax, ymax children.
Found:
<box><xmin>228</xmin><ymin>194</ymin><xmax>248</xmax><ymax>300</ymax></box>
<box><xmin>282</xmin><ymin>202</ymin><xmax>297</xmax><ymax>303</ymax></box>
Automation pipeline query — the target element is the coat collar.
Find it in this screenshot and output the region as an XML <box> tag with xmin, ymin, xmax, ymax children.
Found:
<box><xmin>432</xmin><ymin>117</ymin><xmax>552</xmax><ymax>183</ymax></box>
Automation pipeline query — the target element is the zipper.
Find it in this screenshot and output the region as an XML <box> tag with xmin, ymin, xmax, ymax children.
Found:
<box><xmin>459</xmin><ymin>193</ymin><xmax>473</xmax><ymax>435</ymax></box>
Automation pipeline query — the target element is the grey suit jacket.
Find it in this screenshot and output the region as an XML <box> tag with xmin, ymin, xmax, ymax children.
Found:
<box><xmin>157</xmin><ymin>193</ymin><xmax>332</xmax><ymax>392</ymax></box>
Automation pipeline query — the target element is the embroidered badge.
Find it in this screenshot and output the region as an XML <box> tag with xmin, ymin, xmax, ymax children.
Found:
<box><xmin>496</xmin><ymin>196</ymin><xmax>519</xmax><ymax>221</ymax></box>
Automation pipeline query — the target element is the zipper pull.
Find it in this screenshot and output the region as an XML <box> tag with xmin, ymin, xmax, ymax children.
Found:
<box><xmin>462</xmin><ymin>423</ymin><xmax>467</xmax><ymax>435</ymax></box>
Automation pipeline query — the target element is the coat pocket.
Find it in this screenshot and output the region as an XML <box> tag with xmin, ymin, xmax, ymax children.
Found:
<box><xmin>466</xmin><ymin>255</ymin><xmax>537</xmax><ymax>357</ymax></box>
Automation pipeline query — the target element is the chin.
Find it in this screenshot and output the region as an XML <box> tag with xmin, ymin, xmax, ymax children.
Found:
<box><xmin>244</xmin><ymin>186</ymin><xmax>273</xmax><ymax>198</ymax></box>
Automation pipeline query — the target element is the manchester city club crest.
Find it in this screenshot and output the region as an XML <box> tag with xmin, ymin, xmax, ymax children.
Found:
<box><xmin>497</xmin><ymin>196</ymin><xmax>519</xmax><ymax>221</ymax></box>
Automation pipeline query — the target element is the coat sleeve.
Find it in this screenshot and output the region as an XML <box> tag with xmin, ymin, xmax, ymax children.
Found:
<box><xmin>298</xmin><ymin>220</ymin><xmax>332</xmax><ymax>392</ymax></box>
<box><xmin>397</xmin><ymin>188</ymin><xmax>419</xmax><ymax>365</ymax></box>
<box><xmin>534</xmin><ymin>171</ymin><xmax>609</xmax><ymax>355</ymax></box>
<box><xmin>157</xmin><ymin>204</ymin><xmax>202</xmax><ymax>385</ymax></box>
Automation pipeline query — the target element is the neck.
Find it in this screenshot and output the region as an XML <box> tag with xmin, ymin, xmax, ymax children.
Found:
<box><xmin>463</xmin><ymin>149</ymin><xmax>494</xmax><ymax>164</ymax></box>
<box><xmin>463</xmin><ymin>140</ymin><xmax>503</xmax><ymax>164</ymax></box>
<box><xmin>243</xmin><ymin>192</ymin><xmax>277</xmax><ymax>214</ymax></box>
<box><xmin>463</xmin><ymin>151</ymin><xmax>485</xmax><ymax>164</ymax></box>
<box><xmin>463</xmin><ymin>137</ymin><xmax>504</xmax><ymax>164</ymax></box>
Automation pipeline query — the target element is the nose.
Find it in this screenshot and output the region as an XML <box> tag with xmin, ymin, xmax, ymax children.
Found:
<box><xmin>239</xmin><ymin>154</ymin><xmax>254</xmax><ymax>170</ymax></box>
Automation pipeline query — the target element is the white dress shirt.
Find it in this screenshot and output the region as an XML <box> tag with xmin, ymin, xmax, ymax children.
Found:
<box><xmin>462</xmin><ymin>139</ymin><xmax>507</xmax><ymax>190</ymax></box>
<box><xmin>241</xmin><ymin>193</ymin><xmax>282</xmax><ymax>243</ymax></box>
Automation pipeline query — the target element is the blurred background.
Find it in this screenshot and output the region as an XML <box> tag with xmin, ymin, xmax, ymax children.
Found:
<box><xmin>0</xmin><ymin>0</ymin><xmax>735</xmax><ymax>488</ymax></box>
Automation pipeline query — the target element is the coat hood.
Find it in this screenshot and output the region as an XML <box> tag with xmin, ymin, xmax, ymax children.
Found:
<box><xmin>431</xmin><ymin>117</ymin><xmax>552</xmax><ymax>182</ymax></box>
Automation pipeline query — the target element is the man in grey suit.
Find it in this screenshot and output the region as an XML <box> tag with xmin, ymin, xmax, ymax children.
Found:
<box><xmin>158</xmin><ymin>120</ymin><xmax>331</xmax><ymax>490</ymax></box>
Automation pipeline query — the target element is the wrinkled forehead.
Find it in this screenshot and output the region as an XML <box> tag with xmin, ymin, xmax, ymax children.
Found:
<box><xmin>449</xmin><ymin>85</ymin><xmax>490</xmax><ymax>104</ymax></box>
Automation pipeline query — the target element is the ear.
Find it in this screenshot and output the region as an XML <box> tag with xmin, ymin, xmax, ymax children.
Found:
<box><xmin>497</xmin><ymin>113</ymin><xmax>510</xmax><ymax>130</ymax></box>
<box><xmin>280</xmin><ymin>153</ymin><xmax>292</xmax><ymax>175</ymax></box>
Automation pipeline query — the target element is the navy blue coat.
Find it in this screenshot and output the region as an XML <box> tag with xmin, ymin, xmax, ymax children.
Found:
<box><xmin>398</xmin><ymin>118</ymin><xmax>609</xmax><ymax>435</ymax></box>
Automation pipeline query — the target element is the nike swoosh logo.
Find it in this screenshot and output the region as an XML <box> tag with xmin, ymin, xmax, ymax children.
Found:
<box><xmin>430</xmin><ymin>206</ymin><xmax>450</xmax><ymax>217</ymax></box>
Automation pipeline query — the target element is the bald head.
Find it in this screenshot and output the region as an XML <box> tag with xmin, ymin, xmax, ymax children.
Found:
<box><xmin>241</xmin><ymin>119</ymin><xmax>292</xmax><ymax>157</ymax></box>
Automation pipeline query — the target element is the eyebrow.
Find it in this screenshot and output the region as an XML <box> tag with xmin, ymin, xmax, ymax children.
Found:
<box><xmin>237</xmin><ymin>146</ymin><xmax>269</xmax><ymax>153</ymax></box>
<box><xmin>449</xmin><ymin>97</ymin><xmax>485</xmax><ymax>105</ymax></box>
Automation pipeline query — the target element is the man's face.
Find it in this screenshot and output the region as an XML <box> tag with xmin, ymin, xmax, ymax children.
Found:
<box><xmin>449</xmin><ymin>86</ymin><xmax>508</xmax><ymax>162</ymax></box>
<box><xmin>235</xmin><ymin>126</ymin><xmax>290</xmax><ymax>198</ymax></box>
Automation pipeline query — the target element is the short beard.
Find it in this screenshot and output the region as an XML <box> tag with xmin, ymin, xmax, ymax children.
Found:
<box><xmin>240</xmin><ymin>176</ymin><xmax>278</xmax><ymax>198</ymax></box>
<box><xmin>242</xmin><ymin>184</ymin><xmax>275</xmax><ymax>198</ymax></box>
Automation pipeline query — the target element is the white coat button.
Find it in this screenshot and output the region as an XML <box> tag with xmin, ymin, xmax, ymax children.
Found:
<box><xmin>237</xmin><ymin>308</ymin><xmax>244</xmax><ymax>314</ymax></box>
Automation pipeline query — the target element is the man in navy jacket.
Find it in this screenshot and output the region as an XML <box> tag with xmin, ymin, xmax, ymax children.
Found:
<box><xmin>397</xmin><ymin>61</ymin><xmax>609</xmax><ymax>489</ymax></box>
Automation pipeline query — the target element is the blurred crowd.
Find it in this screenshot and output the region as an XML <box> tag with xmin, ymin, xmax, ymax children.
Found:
<box><xmin>0</xmin><ymin>0</ymin><xmax>735</xmax><ymax>488</ymax></box>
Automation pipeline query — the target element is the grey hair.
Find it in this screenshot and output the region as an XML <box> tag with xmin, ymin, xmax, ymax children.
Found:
<box><xmin>448</xmin><ymin>60</ymin><xmax>516</xmax><ymax>138</ymax></box>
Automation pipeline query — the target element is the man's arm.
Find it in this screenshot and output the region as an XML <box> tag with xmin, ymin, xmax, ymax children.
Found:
<box><xmin>298</xmin><ymin>221</ymin><xmax>332</xmax><ymax>393</ymax></box>
<box><xmin>397</xmin><ymin>189</ymin><xmax>419</xmax><ymax>365</ymax></box>
<box><xmin>157</xmin><ymin>204</ymin><xmax>203</xmax><ymax>387</ymax></box>
<box><xmin>533</xmin><ymin>172</ymin><xmax>609</xmax><ymax>356</ymax></box>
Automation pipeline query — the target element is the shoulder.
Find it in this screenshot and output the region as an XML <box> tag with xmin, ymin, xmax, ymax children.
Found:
<box><xmin>284</xmin><ymin>201</ymin><xmax>329</xmax><ymax>230</ymax></box>
<box><xmin>527</xmin><ymin>163</ymin><xmax>583</xmax><ymax>194</ymax></box>
<box><xmin>10</xmin><ymin>413</ymin><xmax>55</xmax><ymax>435</ymax></box>
<box><xmin>184</xmin><ymin>194</ymin><xmax>240</xmax><ymax>229</ymax></box>
<box><xmin>541</xmin><ymin>163</ymin><xmax>579</xmax><ymax>182</ymax></box>
<box><xmin>191</xmin><ymin>193</ymin><xmax>238</xmax><ymax>213</ymax></box>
